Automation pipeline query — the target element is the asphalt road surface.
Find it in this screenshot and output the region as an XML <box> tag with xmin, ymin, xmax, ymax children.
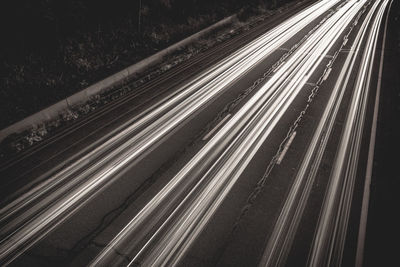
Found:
<box><xmin>0</xmin><ymin>0</ymin><xmax>394</xmax><ymax>266</ymax></box>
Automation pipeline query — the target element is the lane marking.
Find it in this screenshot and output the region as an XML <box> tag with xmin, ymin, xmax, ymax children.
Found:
<box><xmin>323</xmin><ymin>67</ymin><xmax>332</xmax><ymax>81</ymax></box>
<box><xmin>278</xmin><ymin>47</ymin><xmax>290</xmax><ymax>51</ymax></box>
<box><xmin>202</xmin><ymin>114</ymin><xmax>231</xmax><ymax>141</ymax></box>
<box><xmin>306</xmin><ymin>82</ymin><xmax>317</xmax><ymax>87</ymax></box>
<box><xmin>277</xmin><ymin>131</ymin><xmax>297</xmax><ymax>165</ymax></box>
<box><xmin>341</xmin><ymin>48</ymin><xmax>360</xmax><ymax>53</ymax></box>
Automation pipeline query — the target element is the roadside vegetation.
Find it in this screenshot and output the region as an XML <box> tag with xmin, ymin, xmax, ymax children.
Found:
<box><xmin>0</xmin><ymin>0</ymin><xmax>292</xmax><ymax>129</ymax></box>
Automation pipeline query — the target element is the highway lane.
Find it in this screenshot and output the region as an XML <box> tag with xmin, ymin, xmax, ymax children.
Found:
<box><xmin>362</xmin><ymin>0</ymin><xmax>400</xmax><ymax>265</ymax></box>
<box><xmin>259</xmin><ymin>1</ymin><xmax>375</xmax><ymax>265</ymax></box>
<box><xmin>0</xmin><ymin>1</ymin><xmax>341</xmax><ymax>265</ymax></box>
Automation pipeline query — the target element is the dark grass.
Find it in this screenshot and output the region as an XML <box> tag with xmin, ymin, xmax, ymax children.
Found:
<box><xmin>0</xmin><ymin>0</ymin><xmax>290</xmax><ymax>129</ymax></box>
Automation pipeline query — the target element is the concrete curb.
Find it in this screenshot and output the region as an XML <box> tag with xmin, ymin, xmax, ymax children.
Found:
<box><xmin>0</xmin><ymin>15</ymin><xmax>236</xmax><ymax>142</ymax></box>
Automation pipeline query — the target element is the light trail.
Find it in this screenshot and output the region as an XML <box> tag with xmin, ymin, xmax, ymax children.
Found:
<box><xmin>0</xmin><ymin>1</ymin><xmax>340</xmax><ymax>265</ymax></box>
<box><xmin>258</xmin><ymin>1</ymin><xmax>375</xmax><ymax>266</ymax></box>
<box><xmin>308</xmin><ymin>1</ymin><xmax>390</xmax><ymax>265</ymax></box>
<box><xmin>89</xmin><ymin>1</ymin><xmax>369</xmax><ymax>265</ymax></box>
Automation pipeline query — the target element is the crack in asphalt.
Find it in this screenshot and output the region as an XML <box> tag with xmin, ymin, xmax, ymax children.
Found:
<box><xmin>68</xmin><ymin>121</ymin><xmax>208</xmax><ymax>263</ymax></box>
